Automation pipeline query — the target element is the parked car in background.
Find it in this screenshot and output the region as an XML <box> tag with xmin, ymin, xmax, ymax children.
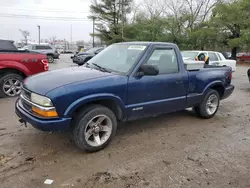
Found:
<box><xmin>0</xmin><ymin>39</ymin><xmax>49</xmax><ymax>97</ymax></box>
<box><xmin>236</xmin><ymin>52</ymin><xmax>250</xmax><ymax>63</ymax></box>
<box><xmin>71</xmin><ymin>47</ymin><xmax>104</xmax><ymax>65</ymax></box>
<box><xmin>16</xmin><ymin>42</ymin><xmax>234</xmax><ymax>152</ymax></box>
<box><xmin>182</xmin><ymin>51</ymin><xmax>237</xmax><ymax>72</ymax></box>
<box><xmin>22</xmin><ymin>44</ymin><xmax>59</xmax><ymax>63</ymax></box>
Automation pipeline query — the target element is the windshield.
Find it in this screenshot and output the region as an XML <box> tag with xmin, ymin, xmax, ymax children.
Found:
<box><xmin>86</xmin><ymin>44</ymin><xmax>147</xmax><ymax>74</ymax></box>
<box><xmin>86</xmin><ymin>47</ymin><xmax>101</xmax><ymax>53</ymax></box>
<box><xmin>181</xmin><ymin>51</ymin><xmax>199</xmax><ymax>59</ymax></box>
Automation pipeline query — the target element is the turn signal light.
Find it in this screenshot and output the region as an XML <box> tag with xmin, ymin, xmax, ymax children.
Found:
<box><xmin>229</xmin><ymin>72</ymin><xmax>233</xmax><ymax>80</ymax></box>
<box><xmin>32</xmin><ymin>106</ymin><xmax>58</xmax><ymax>117</ymax></box>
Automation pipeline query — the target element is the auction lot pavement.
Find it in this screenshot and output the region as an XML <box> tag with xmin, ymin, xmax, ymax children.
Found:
<box><xmin>0</xmin><ymin>54</ymin><xmax>250</xmax><ymax>188</ymax></box>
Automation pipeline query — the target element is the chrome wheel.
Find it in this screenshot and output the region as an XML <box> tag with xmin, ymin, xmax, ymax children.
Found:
<box><xmin>206</xmin><ymin>94</ymin><xmax>219</xmax><ymax>115</ymax></box>
<box><xmin>84</xmin><ymin>115</ymin><xmax>112</xmax><ymax>147</ymax></box>
<box><xmin>3</xmin><ymin>78</ymin><xmax>22</xmax><ymax>97</ymax></box>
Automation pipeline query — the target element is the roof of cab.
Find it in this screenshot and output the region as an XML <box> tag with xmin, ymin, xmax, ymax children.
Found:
<box><xmin>115</xmin><ymin>41</ymin><xmax>177</xmax><ymax>46</ymax></box>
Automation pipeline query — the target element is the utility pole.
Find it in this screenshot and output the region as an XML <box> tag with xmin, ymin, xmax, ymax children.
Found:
<box><xmin>118</xmin><ymin>0</ymin><xmax>128</xmax><ymax>42</ymax></box>
<box><xmin>70</xmin><ymin>24</ymin><xmax>72</xmax><ymax>43</ymax></box>
<box><xmin>92</xmin><ymin>17</ymin><xmax>96</xmax><ymax>48</ymax></box>
<box><xmin>37</xmin><ymin>25</ymin><xmax>40</xmax><ymax>44</ymax></box>
<box><xmin>121</xmin><ymin>0</ymin><xmax>124</xmax><ymax>42</ymax></box>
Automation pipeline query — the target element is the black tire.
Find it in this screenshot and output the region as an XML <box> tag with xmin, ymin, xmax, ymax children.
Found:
<box><xmin>194</xmin><ymin>89</ymin><xmax>220</xmax><ymax>119</ymax></box>
<box><xmin>247</xmin><ymin>68</ymin><xmax>250</xmax><ymax>77</ymax></box>
<box><xmin>71</xmin><ymin>105</ymin><xmax>117</xmax><ymax>152</ymax></box>
<box><xmin>0</xmin><ymin>73</ymin><xmax>23</xmax><ymax>98</ymax></box>
<box><xmin>47</xmin><ymin>55</ymin><xmax>54</xmax><ymax>63</ymax></box>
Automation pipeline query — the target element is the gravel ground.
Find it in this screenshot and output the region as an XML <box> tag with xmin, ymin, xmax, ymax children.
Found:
<box><xmin>0</xmin><ymin>55</ymin><xmax>250</xmax><ymax>188</ymax></box>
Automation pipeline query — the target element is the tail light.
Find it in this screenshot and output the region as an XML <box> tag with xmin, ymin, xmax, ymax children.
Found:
<box><xmin>41</xmin><ymin>59</ymin><xmax>49</xmax><ymax>71</ymax></box>
<box><xmin>229</xmin><ymin>72</ymin><xmax>233</xmax><ymax>80</ymax></box>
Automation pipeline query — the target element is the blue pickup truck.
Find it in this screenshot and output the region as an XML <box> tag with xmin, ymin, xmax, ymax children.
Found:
<box><xmin>15</xmin><ymin>42</ymin><xmax>234</xmax><ymax>152</ymax></box>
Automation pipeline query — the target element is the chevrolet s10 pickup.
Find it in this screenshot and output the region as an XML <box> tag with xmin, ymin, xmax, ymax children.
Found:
<box><xmin>15</xmin><ymin>42</ymin><xmax>234</xmax><ymax>152</ymax></box>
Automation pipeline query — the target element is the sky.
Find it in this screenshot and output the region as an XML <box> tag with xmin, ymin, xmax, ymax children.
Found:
<box><xmin>0</xmin><ymin>0</ymin><xmax>94</xmax><ymax>42</ymax></box>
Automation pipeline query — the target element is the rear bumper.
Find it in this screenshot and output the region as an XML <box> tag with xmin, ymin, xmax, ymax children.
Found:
<box><xmin>53</xmin><ymin>54</ymin><xmax>60</xmax><ymax>59</ymax></box>
<box><xmin>221</xmin><ymin>85</ymin><xmax>234</xmax><ymax>100</ymax></box>
<box><xmin>15</xmin><ymin>99</ymin><xmax>71</xmax><ymax>132</ymax></box>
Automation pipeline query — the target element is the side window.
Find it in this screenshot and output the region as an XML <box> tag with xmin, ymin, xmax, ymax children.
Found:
<box><xmin>45</xmin><ymin>46</ymin><xmax>52</xmax><ymax>50</ymax></box>
<box><xmin>218</xmin><ymin>53</ymin><xmax>225</xmax><ymax>60</ymax></box>
<box><xmin>146</xmin><ymin>49</ymin><xmax>179</xmax><ymax>74</ymax></box>
<box><xmin>35</xmin><ymin>45</ymin><xmax>43</xmax><ymax>50</ymax></box>
<box><xmin>208</xmin><ymin>52</ymin><xmax>219</xmax><ymax>61</ymax></box>
<box><xmin>217</xmin><ymin>53</ymin><xmax>222</xmax><ymax>60</ymax></box>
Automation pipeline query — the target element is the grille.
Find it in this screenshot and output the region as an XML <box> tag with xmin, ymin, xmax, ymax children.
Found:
<box><xmin>21</xmin><ymin>88</ymin><xmax>31</xmax><ymax>100</ymax></box>
<box><xmin>20</xmin><ymin>88</ymin><xmax>32</xmax><ymax>113</ymax></box>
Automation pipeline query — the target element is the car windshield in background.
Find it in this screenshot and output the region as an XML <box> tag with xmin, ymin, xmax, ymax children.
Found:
<box><xmin>181</xmin><ymin>51</ymin><xmax>199</xmax><ymax>59</ymax></box>
<box><xmin>86</xmin><ymin>44</ymin><xmax>147</xmax><ymax>74</ymax></box>
<box><xmin>86</xmin><ymin>47</ymin><xmax>101</xmax><ymax>53</ymax></box>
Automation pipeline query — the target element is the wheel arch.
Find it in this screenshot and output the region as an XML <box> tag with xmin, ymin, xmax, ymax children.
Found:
<box><xmin>0</xmin><ymin>67</ymin><xmax>27</xmax><ymax>78</ymax></box>
<box><xmin>203</xmin><ymin>81</ymin><xmax>225</xmax><ymax>99</ymax></box>
<box><xmin>64</xmin><ymin>94</ymin><xmax>126</xmax><ymax>121</ymax></box>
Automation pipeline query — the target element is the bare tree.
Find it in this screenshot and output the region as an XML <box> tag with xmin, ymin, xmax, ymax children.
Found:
<box><xmin>143</xmin><ymin>0</ymin><xmax>165</xmax><ymax>18</ymax></box>
<box><xmin>19</xmin><ymin>29</ymin><xmax>30</xmax><ymax>45</ymax></box>
<box><xmin>162</xmin><ymin>0</ymin><xmax>220</xmax><ymax>30</ymax></box>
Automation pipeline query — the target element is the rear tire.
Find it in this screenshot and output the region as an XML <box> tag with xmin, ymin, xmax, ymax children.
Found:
<box><xmin>47</xmin><ymin>55</ymin><xmax>54</xmax><ymax>63</ymax></box>
<box><xmin>0</xmin><ymin>73</ymin><xmax>23</xmax><ymax>98</ymax></box>
<box><xmin>194</xmin><ymin>89</ymin><xmax>220</xmax><ymax>119</ymax></box>
<box><xmin>71</xmin><ymin>105</ymin><xmax>117</xmax><ymax>152</ymax></box>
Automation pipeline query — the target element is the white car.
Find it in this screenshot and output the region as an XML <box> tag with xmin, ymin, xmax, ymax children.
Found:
<box><xmin>182</xmin><ymin>51</ymin><xmax>236</xmax><ymax>72</ymax></box>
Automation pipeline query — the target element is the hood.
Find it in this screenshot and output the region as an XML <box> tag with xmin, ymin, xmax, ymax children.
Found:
<box><xmin>23</xmin><ymin>66</ymin><xmax>113</xmax><ymax>95</ymax></box>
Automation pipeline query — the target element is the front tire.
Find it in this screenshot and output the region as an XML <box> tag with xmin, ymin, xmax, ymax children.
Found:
<box><xmin>72</xmin><ymin>105</ymin><xmax>117</xmax><ymax>152</ymax></box>
<box><xmin>0</xmin><ymin>73</ymin><xmax>23</xmax><ymax>98</ymax></box>
<box><xmin>194</xmin><ymin>89</ymin><xmax>220</xmax><ymax>119</ymax></box>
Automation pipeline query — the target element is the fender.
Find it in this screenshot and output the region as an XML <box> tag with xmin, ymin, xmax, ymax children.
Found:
<box><xmin>64</xmin><ymin>93</ymin><xmax>126</xmax><ymax>118</ymax></box>
<box><xmin>202</xmin><ymin>80</ymin><xmax>225</xmax><ymax>95</ymax></box>
<box><xmin>0</xmin><ymin>60</ymin><xmax>30</xmax><ymax>76</ymax></box>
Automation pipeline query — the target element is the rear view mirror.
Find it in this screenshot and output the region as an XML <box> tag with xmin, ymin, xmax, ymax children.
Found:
<box><xmin>136</xmin><ymin>64</ymin><xmax>159</xmax><ymax>76</ymax></box>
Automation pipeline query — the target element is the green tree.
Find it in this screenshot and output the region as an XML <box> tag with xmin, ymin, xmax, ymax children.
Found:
<box><xmin>89</xmin><ymin>0</ymin><xmax>133</xmax><ymax>45</ymax></box>
<box><xmin>210</xmin><ymin>0</ymin><xmax>250</xmax><ymax>58</ymax></box>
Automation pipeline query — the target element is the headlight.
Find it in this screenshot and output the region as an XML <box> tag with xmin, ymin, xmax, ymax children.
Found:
<box><xmin>31</xmin><ymin>93</ymin><xmax>53</xmax><ymax>107</ymax></box>
<box><xmin>30</xmin><ymin>93</ymin><xmax>58</xmax><ymax>117</ymax></box>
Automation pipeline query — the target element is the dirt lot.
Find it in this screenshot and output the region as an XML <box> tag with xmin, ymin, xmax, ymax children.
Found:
<box><xmin>0</xmin><ymin>56</ymin><xmax>250</xmax><ymax>188</ymax></box>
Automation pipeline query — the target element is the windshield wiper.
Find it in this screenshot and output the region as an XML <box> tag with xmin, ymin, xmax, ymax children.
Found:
<box><xmin>92</xmin><ymin>63</ymin><xmax>111</xmax><ymax>73</ymax></box>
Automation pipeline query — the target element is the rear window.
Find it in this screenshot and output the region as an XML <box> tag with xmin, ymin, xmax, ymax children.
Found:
<box><xmin>0</xmin><ymin>40</ymin><xmax>17</xmax><ymax>50</ymax></box>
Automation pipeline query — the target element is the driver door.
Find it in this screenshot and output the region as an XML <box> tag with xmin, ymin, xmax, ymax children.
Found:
<box><xmin>126</xmin><ymin>46</ymin><xmax>186</xmax><ymax>120</ymax></box>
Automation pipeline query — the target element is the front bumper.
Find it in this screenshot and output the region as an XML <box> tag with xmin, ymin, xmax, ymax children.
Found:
<box><xmin>15</xmin><ymin>98</ymin><xmax>71</xmax><ymax>132</ymax></box>
<box><xmin>221</xmin><ymin>85</ymin><xmax>235</xmax><ymax>100</ymax></box>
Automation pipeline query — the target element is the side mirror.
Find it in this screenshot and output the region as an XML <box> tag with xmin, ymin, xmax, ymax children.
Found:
<box><xmin>136</xmin><ymin>64</ymin><xmax>159</xmax><ymax>76</ymax></box>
